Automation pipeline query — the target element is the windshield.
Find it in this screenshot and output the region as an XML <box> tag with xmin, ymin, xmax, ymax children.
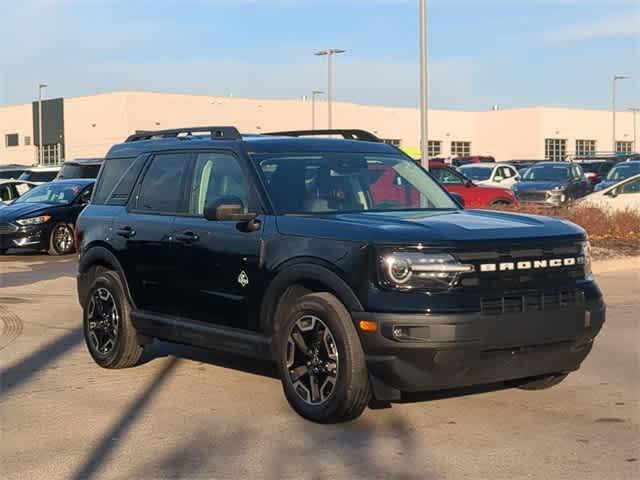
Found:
<box><xmin>252</xmin><ymin>153</ymin><xmax>457</xmax><ymax>213</ymax></box>
<box><xmin>606</xmin><ymin>163</ymin><xmax>640</xmax><ymax>182</ymax></box>
<box><xmin>522</xmin><ymin>164</ymin><xmax>570</xmax><ymax>181</ymax></box>
<box><xmin>458</xmin><ymin>166</ymin><xmax>491</xmax><ymax>181</ymax></box>
<box><xmin>14</xmin><ymin>182</ymin><xmax>86</xmax><ymax>205</ymax></box>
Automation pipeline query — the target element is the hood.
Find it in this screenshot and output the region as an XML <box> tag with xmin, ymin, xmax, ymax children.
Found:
<box><xmin>515</xmin><ymin>180</ymin><xmax>567</xmax><ymax>191</ymax></box>
<box><xmin>276</xmin><ymin>209</ymin><xmax>584</xmax><ymax>245</ymax></box>
<box><xmin>0</xmin><ymin>202</ymin><xmax>56</xmax><ymax>222</ymax></box>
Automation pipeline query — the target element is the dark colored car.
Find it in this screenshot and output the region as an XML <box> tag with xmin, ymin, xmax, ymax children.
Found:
<box><xmin>76</xmin><ymin>127</ymin><xmax>604</xmax><ymax>423</ymax></box>
<box><xmin>513</xmin><ymin>162</ymin><xmax>592</xmax><ymax>206</ymax></box>
<box><xmin>428</xmin><ymin>162</ymin><xmax>519</xmax><ymax>208</ymax></box>
<box><xmin>56</xmin><ymin>158</ymin><xmax>104</xmax><ymax>180</ymax></box>
<box><xmin>594</xmin><ymin>161</ymin><xmax>640</xmax><ymax>192</ymax></box>
<box><xmin>576</xmin><ymin>161</ymin><xmax>616</xmax><ymax>186</ymax></box>
<box><xmin>0</xmin><ymin>179</ymin><xmax>94</xmax><ymax>255</ymax></box>
<box><xmin>0</xmin><ymin>165</ymin><xmax>30</xmax><ymax>180</ymax></box>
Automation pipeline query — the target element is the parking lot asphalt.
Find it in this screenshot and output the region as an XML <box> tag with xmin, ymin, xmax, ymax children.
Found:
<box><xmin>1</xmin><ymin>253</ymin><xmax>639</xmax><ymax>480</ymax></box>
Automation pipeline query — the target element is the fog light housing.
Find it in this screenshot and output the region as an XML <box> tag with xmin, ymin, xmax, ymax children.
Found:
<box><xmin>386</xmin><ymin>325</ymin><xmax>431</xmax><ymax>342</ymax></box>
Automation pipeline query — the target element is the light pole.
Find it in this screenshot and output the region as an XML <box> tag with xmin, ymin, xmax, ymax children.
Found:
<box><xmin>37</xmin><ymin>83</ymin><xmax>47</xmax><ymax>165</ymax></box>
<box><xmin>315</xmin><ymin>49</ymin><xmax>346</xmax><ymax>130</ymax></box>
<box><xmin>612</xmin><ymin>75</ymin><xmax>628</xmax><ymax>154</ymax></box>
<box><xmin>419</xmin><ymin>0</ymin><xmax>429</xmax><ymax>170</ymax></box>
<box><xmin>628</xmin><ymin>107</ymin><xmax>639</xmax><ymax>153</ymax></box>
<box><xmin>311</xmin><ymin>90</ymin><xmax>324</xmax><ymax>130</ymax></box>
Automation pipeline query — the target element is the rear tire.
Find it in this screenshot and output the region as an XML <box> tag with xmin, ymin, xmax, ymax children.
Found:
<box><xmin>48</xmin><ymin>223</ymin><xmax>75</xmax><ymax>255</ymax></box>
<box><xmin>275</xmin><ymin>292</ymin><xmax>370</xmax><ymax>423</ymax></box>
<box><xmin>83</xmin><ymin>270</ymin><xmax>144</xmax><ymax>369</ymax></box>
<box><xmin>516</xmin><ymin>373</ymin><xmax>568</xmax><ymax>390</ymax></box>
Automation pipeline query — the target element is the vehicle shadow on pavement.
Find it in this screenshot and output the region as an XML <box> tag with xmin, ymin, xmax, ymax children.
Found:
<box><xmin>0</xmin><ymin>326</ymin><xmax>83</xmax><ymax>397</ymax></box>
<box><xmin>0</xmin><ymin>253</ymin><xmax>76</xmax><ymax>288</ymax></box>
<box><xmin>141</xmin><ymin>340</ymin><xmax>279</xmax><ymax>379</ymax></box>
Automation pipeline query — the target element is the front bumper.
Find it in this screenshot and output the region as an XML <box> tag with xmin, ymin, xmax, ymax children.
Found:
<box><xmin>353</xmin><ymin>296</ymin><xmax>605</xmax><ymax>399</ymax></box>
<box><xmin>0</xmin><ymin>225</ymin><xmax>48</xmax><ymax>250</ymax></box>
<box><xmin>515</xmin><ymin>190</ymin><xmax>566</xmax><ymax>207</ymax></box>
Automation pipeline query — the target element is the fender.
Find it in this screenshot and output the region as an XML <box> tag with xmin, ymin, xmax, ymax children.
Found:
<box><xmin>77</xmin><ymin>245</ymin><xmax>136</xmax><ymax>308</ymax></box>
<box><xmin>259</xmin><ymin>261</ymin><xmax>364</xmax><ymax>334</ymax></box>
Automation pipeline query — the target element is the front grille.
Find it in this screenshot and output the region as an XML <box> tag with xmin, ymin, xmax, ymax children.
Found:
<box><xmin>516</xmin><ymin>190</ymin><xmax>547</xmax><ymax>202</ymax></box>
<box><xmin>0</xmin><ymin>223</ymin><xmax>18</xmax><ymax>234</ymax></box>
<box><xmin>481</xmin><ymin>290</ymin><xmax>584</xmax><ymax>315</ymax></box>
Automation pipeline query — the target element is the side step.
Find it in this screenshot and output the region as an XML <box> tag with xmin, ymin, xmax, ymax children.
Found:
<box><xmin>132</xmin><ymin>310</ymin><xmax>272</xmax><ymax>360</ymax></box>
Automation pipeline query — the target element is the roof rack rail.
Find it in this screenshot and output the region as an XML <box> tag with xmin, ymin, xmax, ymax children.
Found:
<box><xmin>125</xmin><ymin>126</ymin><xmax>241</xmax><ymax>142</ymax></box>
<box><xmin>264</xmin><ymin>129</ymin><xmax>381</xmax><ymax>143</ymax></box>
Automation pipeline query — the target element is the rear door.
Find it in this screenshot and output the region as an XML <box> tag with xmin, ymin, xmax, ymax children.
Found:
<box><xmin>172</xmin><ymin>151</ymin><xmax>265</xmax><ymax>330</ymax></box>
<box><xmin>116</xmin><ymin>152</ymin><xmax>191</xmax><ymax>315</ymax></box>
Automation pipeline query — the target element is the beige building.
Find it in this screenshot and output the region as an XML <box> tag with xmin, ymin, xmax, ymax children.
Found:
<box><xmin>0</xmin><ymin>90</ymin><xmax>637</xmax><ymax>167</ymax></box>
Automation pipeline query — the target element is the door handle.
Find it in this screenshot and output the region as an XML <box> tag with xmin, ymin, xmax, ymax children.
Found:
<box><xmin>115</xmin><ymin>226</ymin><xmax>136</xmax><ymax>238</ymax></box>
<box><xmin>174</xmin><ymin>231</ymin><xmax>200</xmax><ymax>244</ymax></box>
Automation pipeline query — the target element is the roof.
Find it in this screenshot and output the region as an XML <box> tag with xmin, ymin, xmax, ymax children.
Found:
<box><xmin>458</xmin><ymin>162</ymin><xmax>499</xmax><ymax>169</ymax></box>
<box><xmin>106</xmin><ymin>133</ymin><xmax>398</xmax><ymax>159</ymax></box>
<box><xmin>22</xmin><ymin>165</ymin><xmax>61</xmax><ymax>172</ymax></box>
<box><xmin>51</xmin><ymin>178</ymin><xmax>95</xmax><ymax>186</ymax></box>
<box><xmin>63</xmin><ymin>158</ymin><xmax>104</xmax><ymax>165</ymax></box>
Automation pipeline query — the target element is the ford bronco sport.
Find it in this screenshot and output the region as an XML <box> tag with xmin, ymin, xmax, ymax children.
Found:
<box><xmin>76</xmin><ymin>127</ymin><xmax>605</xmax><ymax>423</ymax></box>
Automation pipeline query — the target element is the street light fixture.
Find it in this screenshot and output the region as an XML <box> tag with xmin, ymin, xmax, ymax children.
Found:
<box><xmin>612</xmin><ymin>75</ymin><xmax>629</xmax><ymax>154</ymax></box>
<box><xmin>315</xmin><ymin>49</ymin><xmax>346</xmax><ymax>130</ymax></box>
<box><xmin>37</xmin><ymin>83</ymin><xmax>47</xmax><ymax>165</ymax></box>
<box><xmin>311</xmin><ymin>90</ymin><xmax>324</xmax><ymax>130</ymax></box>
<box><xmin>419</xmin><ymin>0</ymin><xmax>429</xmax><ymax>171</ymax></box>
<box><xmin>628</xmin><ymin>107</ymin><xmax>639</xmax><ymax>153</ymax></box>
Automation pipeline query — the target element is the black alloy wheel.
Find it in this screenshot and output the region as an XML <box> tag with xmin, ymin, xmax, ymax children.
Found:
<box><xmin>86</xmin><ymin>287</ymin><xmax>120</xmax><ymax>356</ymax></box>
<box><xmin>49</xmin><ymin>223</ymin><xmax>75</xmax><ymax>255</ymax></box>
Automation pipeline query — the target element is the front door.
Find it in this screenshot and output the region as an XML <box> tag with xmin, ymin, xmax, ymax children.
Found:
<box><xmin>172</xmin><ymin>151</ymin><xmax>264</xmax><ymax>330</ymax></box>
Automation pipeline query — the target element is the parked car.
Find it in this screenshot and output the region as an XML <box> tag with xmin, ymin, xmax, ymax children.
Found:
<box><xmin>513</xmin><ymin>162</ymin><xmax>592</xmax><ymax>206</ymax></box>
<box><xmin>0</xmin><ymin>164</ymin><xmax>30</xmax><ymax>180</ymax></box>
<box><xmin>0</xmin><ymin>179</ymin><xmax>37</xmax><ymax>204</ymax></box>
<box><xmin>575</xmin><ymin>161</ymin><xmax>617</xmax><ymax>186</ymax></box>
<box><xmin>428</xmin><ymin>161</ymin><xmax>519</xmax><ymax>207</ymax></box>
<box><xmin>74</xmin><ymin>127</ymin><xmax>606</xmax><ymax>424</ymax></box>
<box><xmin>18</xmin><ymin>165</ymin><xmax>61</xmax><ymax>184</ymax></box>
<box><xmin>0</xmin><ymin>179</ymin><xmax>94</xmax><ymax>255</ymax></box>
<box><xmin>577</xmin><ymin>173</ymin><xmax>640</xmax><ymax>212</ymax></box>
<box><xmin>593</xmin><ymin>161</ymin><xmax>640</xmax><ymax>192</ymax></box>
<box><xmin>457</xmin><ymin>163</ymin><xmax>520</xmax><ymax>189</ymax></box>
<box><xmin>451</xmin><ymin>155</ymin><xmax>495</xmax><ymax>167</ymax></box>
<box><xmin>508</xmin><ymin>160</ymin><xmax>546</xmax><ymax>172</ymax></box>
<box><xmin>56</xmin><ymin>158</ymin><xmax>104</xmax><ymax>180</ymax></box>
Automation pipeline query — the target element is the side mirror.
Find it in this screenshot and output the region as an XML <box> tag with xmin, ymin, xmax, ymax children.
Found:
<box><xmin>515</xmin><ymin>175</ymin><xmax>521</xmax><ymax>181</ymax></box>
<box><xmin>493</xmin><ymin>176</ymin><xmax>503</xmax><ymax>182</ymax></box>
<box><xmin>608</xmin><ymin>188</ymin><xmax>618</xmax><ymax>198</ymax></box>
<box><xmin>204</xmin><ymin>196</ymin><xmax>255</xmax><ymax>221</ymax></box>
<box><xmin>450</xmin><ymin>192</ymin><xmax>465</xmax><ymax>208</ymax></box>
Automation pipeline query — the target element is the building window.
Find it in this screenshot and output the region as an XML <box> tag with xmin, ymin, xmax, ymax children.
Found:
<box><xmin>24</xmin><ymin>136</ymin><xmax>31</xmax><ymax>146</ymax></box>
<box><xmin>5</xmin><ymin>133</ymin><xmax>19</xmax><ymax>147</ymax></box>
<box><xmin>545</xmin><ymin>138</ymin><xmax>567</xmax><ymax>161</ymax></box>
<box><xmin>383</xmin><ymin>139</ymin><xmax>401</xmax><ymax>147</ymax></box>
<box><xmin>451</xmin><ymin>141</ymin><xmax>471</xmax><ymax>157</ymax></box>
<box><xmin>575</xmin><ymin>139</ymin><xmax>596</xmax><ymax>157</ymax></box>
<box><xmin>428</xmin><ymin>141</ymin><xmax>441</xmax><ymax>157</ymax></box>
<box><xmin>616</xmin><ymin>141</ymin><xmax>632</xmax><ymax>154</ymax></box>
<box><xmin>40</xmin><ymin>144</ymin><xmax>62</xmax><ymax>165</ymax></box>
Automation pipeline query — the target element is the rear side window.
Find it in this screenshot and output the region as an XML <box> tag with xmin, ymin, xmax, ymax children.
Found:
<box><xmin>135</xmin><ymin>153</ymin><xmax>190</xmax><ymax>213</ymax></box>
<box><xmin>20</xmin><ymin>171</ymin><xmax>58</xmax><ymax>182</ymax></box>
<box><xmin>92</xmin><ymin>157</ymin><xmax>140</xmax><ymax>205</ymax></box>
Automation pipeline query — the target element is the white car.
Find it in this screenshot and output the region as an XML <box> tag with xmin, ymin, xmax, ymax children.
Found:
<box><xmin>0</xmin><ymin>179</ymin><xmax>37</xmax><ymax>205</ymax></box>
<box><xmin>457</xmin><ymin>163</ymin><xmax>520</xmax><ymax>189</ymax></box>
<box><xmin>576</xmin><ymin>173</ymin><xmax>640</xmax><ymax>212</ymax></box>
<box><xmin>17</xmin><ymin>166</ymin><xmax>61</xmax><ymax>184</ymax></box>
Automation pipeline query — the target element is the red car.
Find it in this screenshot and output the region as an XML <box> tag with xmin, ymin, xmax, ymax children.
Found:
<box><xmin>366</xmin><ymin>160</ymin><xmax>518</xmax><ymax>209</ymax></box>
<box><xmin>428</xmin><ymin>161</ymin><xmax>518</xmax><ymax>208</ymax></box>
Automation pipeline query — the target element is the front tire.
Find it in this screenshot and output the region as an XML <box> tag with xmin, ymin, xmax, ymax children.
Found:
<box><xmin>83</xmin><ymin>270</ymin><xmax>144</xmax><ymax>369</ymax></box>
<box><xmin>275</xmin><ymin>292</ymin><xmax>370</xmax><ymax>423</ymax></box>
<box><xmin>48</xmin><ymin>223</ymin><xmax>75</xmax><ymax>255</ymax></box>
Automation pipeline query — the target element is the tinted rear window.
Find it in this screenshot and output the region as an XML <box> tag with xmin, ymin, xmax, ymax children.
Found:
<box><xmin>19</xmin><ymin>171</ymin><xmax>59</xmax><ymax>182</ymax></box>
<box><xmin>58</xmin><ymin>164</ymin><xmax>102</xmax><ymax>179</ymax></box>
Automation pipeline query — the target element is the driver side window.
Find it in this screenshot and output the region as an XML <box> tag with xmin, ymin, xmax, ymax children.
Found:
<box><xmin>77</xmin><ymin>185</ymin><xmax>93</xmax><ymax>205</ymax></box>
<box><xmin>189</xmin><ymin>152</ymin><xmax>250</xmax><ymax>216</ymax></box>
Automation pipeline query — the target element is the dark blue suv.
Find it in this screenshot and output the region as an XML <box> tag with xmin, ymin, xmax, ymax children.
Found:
<box><xmin>76</xmin><ymin>127</ymin><xmax>605</xmax><ymax>423</ymax></box>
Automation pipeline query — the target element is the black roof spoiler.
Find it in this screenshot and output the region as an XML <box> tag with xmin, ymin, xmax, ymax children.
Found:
<box><xmin>264</xmin><ymin>129</ymin><xmax>381</xmax><ymax>143</ymax></box>
<box><xmin>126</xmin><ymin>126</ymin><xmax>241</xmax><ymax>142</ymax></box>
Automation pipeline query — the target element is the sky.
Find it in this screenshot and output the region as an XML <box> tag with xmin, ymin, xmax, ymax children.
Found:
<box><xmin>0</xmin><ymin>0</ymin><xmax>638</xmax><ymax>110</ymax></box>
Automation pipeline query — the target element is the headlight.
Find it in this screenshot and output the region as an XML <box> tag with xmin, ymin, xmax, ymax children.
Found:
<box><xmin>16</xmin><ymin>215</ymin><xmax>51</xmax><ymax>226</ymax></box>
<box><xmin>580</xmin><ymin>240</ymin><xmax>592</xmax><ymax>277</ymax></box>
<box><xmin>380</xmin><ymin>252</ymin><xmax>474</xmax><ymax>291</ymax></box>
